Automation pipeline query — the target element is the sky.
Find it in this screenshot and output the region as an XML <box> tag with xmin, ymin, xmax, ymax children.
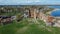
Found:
<box><xmin>0</xmin><ymin>0</ymin><xmax>60</xmax><ymax>5</ymax></box>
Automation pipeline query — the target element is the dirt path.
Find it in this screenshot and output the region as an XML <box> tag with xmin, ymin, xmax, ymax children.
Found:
<box><xmin>16</xmin><ymin>26</ymin><xmax>29</xmax><ymax>34</ymax></box>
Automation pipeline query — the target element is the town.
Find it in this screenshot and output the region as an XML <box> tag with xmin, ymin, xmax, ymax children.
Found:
<box><xmin>0</xmin><ymin>5</ymin><xmax>60</xmax><ymax>34</ymax></box>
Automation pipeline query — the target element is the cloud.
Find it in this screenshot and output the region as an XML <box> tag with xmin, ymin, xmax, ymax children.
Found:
<box><xmin>0</xmin><ymin>0</ymin><xmax>60</xmax><ymax>5</ymax></box>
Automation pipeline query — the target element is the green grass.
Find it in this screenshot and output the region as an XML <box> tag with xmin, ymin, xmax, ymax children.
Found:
<box><xmin>0</xmin><ymin>18</ymin><xmax>60</xmax><ymax>34</ymax></box>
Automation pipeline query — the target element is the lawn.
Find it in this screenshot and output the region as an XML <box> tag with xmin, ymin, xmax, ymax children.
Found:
<box><xmin>0</xmin><ymin>18</ymin><xmax>60</xmax><ymax>34</ymax></box>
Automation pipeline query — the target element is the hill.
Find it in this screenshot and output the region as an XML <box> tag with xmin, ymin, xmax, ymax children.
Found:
<box><xmin>0</xmin><ymin>18</ymin><xmax>60</xmax><ymax>34</ymax></box>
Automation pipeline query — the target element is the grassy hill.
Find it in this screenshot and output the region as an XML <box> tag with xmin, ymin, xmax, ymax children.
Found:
<box><xmin>0</xmin><ymin>18</ymin><xmax>60</xmax><ymax>34</ymax></box>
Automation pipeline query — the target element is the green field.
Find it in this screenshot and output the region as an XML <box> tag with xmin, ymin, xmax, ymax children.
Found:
<box><xmin>0</xmin><ymin>18</ymin><xmax>60</xmax><ymax>34</ymax></box>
